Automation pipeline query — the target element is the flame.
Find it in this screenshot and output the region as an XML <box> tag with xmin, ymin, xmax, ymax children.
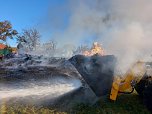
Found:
<box><xmin>83</xmin><ymin>42</ymin><xmax>105</xmax><ymax>56</ymax></box>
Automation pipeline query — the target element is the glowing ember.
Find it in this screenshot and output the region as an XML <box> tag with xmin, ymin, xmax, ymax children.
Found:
<box><xmin>83</xmin><ymin>42</ymin><xmax>105</xmax><ymax>56</ymax></box>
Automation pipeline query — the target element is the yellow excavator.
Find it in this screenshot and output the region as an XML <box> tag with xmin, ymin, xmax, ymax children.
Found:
<box><xmin>110</xmin><ymin>61</ymin><xmax>152</xmax><ymax>111</ymax></box>
<box><xmin>70</xmin><ymin>54</ymin><xmax>152</xmax><ymax>112</ymax></box>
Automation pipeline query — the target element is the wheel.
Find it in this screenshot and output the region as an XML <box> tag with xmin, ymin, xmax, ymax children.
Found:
<box><xmin>143</xmin><ymin>82</ymin><xmax>152</xmax><ymax>112</ymax></box>
<box><xmin>135</xmin><ymin>74</ymin><xmax>148</xmax><ymax>97</ymax></box>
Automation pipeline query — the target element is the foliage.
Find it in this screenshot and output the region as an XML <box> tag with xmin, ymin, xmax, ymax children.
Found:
<box><xmin>0</xmin><ymin>20</ymin><xmax>18</xmax><ymax>41</ymax></box>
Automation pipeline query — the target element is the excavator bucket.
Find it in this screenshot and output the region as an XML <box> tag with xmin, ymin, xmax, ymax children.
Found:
<box><xmin>52</xmin><ymin>54</ymin><xmax>116</xmax><ymax>110</ymax></box>
<box><xmin>69</xmin><ymin>54</ymin><xmax>116</xmax><ymax>97</ymax></box>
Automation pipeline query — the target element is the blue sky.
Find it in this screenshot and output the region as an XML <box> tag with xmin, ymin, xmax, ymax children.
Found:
<box><xmin>0</xmin><ymin>0</ymin><xmax>69</xmax><ymax>46</ymax></box>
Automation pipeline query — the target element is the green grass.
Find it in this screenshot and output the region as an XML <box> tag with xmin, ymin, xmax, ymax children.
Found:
<box><xmin>0</xmin><ymin>93</ymin><xmax>151</xmax><ymax>114</ymax></box>
<box><xmin>72</xmin><ymin>94</ymin><xmax>150</xmax><ymax>114</ymax></box>
<box><xmin>0</xmin><ymin>104</ymin><xmax>67</xmax><ymax>114</ymax></box>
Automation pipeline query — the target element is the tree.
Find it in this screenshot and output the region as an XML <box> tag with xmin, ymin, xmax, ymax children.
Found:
<box><xmin>43</xmin><ymin>40</ymin><xmax>57</xmax><ymax>50</ymax></box>
<box><xmin>17</xmin><ymin>29</ymin><xmax>41</xmax><ymax>51</ymax></box>
<box><xmin>43</xmin><ymin>40</ymin><xmax>57</xmax><ymax>56</ymax></box>
<box><xmin>0</xmin><ymin>20</ymin><xmax>18</xmax><ymax>41</ymax></box>
<box><xmin>73</xmin><ymin>45</ymin><xmax>89</xmax><ymax>55</ymax></box>
<box><xmin>61</xmin><ymin>44</ymin><xmax>76</xmax><ymax>57</ymax></box>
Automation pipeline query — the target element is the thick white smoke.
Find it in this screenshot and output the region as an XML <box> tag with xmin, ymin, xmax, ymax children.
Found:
<box><xmin>48</xmin><ymin>0</ymin><xmax>152</xmax><ymax>72</ymax></box>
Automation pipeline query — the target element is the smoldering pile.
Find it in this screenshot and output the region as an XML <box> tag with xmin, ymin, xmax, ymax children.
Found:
<box><xmin>0</xmin><ymin>54</ymin><xmax>116</xmax><ymax>110</ymax></box>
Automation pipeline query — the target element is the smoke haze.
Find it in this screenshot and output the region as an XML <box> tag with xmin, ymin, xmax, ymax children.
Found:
<box><xmin>41</xmin><ymin>0</ymin><xmax>152</xmax><ymax>72</ymax></box>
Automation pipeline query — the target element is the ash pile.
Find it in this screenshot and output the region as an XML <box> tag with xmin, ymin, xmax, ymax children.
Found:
<box><xmin>0</xmin><ymin>54</ymin><xmax>116</xmax><ymax>110</ymax></box>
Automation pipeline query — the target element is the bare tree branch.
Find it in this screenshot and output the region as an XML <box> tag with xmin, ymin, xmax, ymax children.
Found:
<box><xmin>17</xmin><ymin>28</ymin><xmax>41</xmax><ymax>51</ymax></box>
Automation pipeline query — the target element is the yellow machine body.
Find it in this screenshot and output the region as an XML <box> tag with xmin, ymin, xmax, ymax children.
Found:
<box><xmin>110</xmin><ymin>61</ymin><xmax>146</xmax><ymax>101</ymax></box>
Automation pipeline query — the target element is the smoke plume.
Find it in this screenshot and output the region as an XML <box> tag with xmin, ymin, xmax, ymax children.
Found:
<box><xmin>42</xmin><ymin>0</ymin><xmax>152</xmax><ymax>72</ymax></box>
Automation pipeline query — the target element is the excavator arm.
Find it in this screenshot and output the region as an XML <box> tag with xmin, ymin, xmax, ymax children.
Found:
<box><xmin>110</xmin><ymin>61</ymin><xmax>146</xmax><ymax>101</ymax></box>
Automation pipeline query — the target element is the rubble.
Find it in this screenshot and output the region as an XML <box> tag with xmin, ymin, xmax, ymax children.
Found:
<box><xmin>0</xmin><ymin>54</ymin><xmax>116</xmax><ymax>110</ymax></box>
